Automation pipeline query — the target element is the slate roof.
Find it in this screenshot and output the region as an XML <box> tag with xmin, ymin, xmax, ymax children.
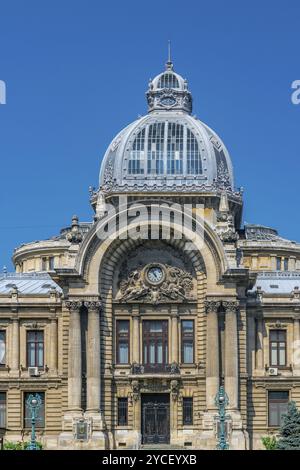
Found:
<box><xmin>0</xmin><ymin>273</ymin><xmax>62</xmax><ymax>295</ymax></box>
<box><xmin>249</xmin><ymin>271</ymin><xmax>300</xmax><ymax>294</ymax></box>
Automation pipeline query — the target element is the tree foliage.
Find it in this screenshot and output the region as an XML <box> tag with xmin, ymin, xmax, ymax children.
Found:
<box><xmin>277</xmin><ymin>401</ymin><xmax>300</xmax><ymax>450</ymax></box>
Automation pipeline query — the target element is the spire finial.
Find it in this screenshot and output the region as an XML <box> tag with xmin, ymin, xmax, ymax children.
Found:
<box><xmin>166</xmin><ymin>40</ymin><xmax>173</xmax><ymax>70</ymax></box>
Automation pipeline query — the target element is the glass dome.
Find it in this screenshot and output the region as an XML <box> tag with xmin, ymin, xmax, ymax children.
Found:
<box><xmin>98</xmin><ymin>62</ymin><xmax>234</xmax><ymax>194</ymax></box>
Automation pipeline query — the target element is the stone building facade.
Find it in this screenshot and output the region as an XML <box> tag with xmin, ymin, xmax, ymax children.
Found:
<box><xmin>1</xmin><ymin>59</ymin><xmax>300</xmax><ymax>450</ymax></box>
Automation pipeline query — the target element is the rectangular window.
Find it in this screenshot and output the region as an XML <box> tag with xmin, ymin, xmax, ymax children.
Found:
<box><xmin>284</xmin><ymin>258</ymin><xmax>289</xmax><ymax>271</ymax></box>
<box><xmin>181</xmin><ymin>320</ymin><xmax>194</xmax><ymax>364</ymax></box>
<box><xmin>49</xmin><ymin>257</ymin><xmax>55</xmax><ymax>270</ymax></box>
<box><xmin>117</xmin><ymin>398</ymin><xmax>128</xmax><ymax>426</ymax></box>
<box><xmin>143</xmin><ymin>320</ymin><xmax>168</xmax><ymax>370</ymax></box>
<box><xmin>116</xmin><ymin>320</ymin><xmax>130</xmax><ymax>364</ymax></box>
<box><xmin>183</xmin><ymin>397</ymin><xmax>193</xmax><ymax>425</ymax></box>
<box><xmin>0</xmin><ymin>331</ymin><xmax>6</xmax><ymax>366</ymax></box>
<box><xmin>24</xmin><ymin>392</ymin><xmax>45</xmax><ymax>428</ymax></box>
<box><xmin>270</xmin><ymin>330</ymin><xmax>286</xmax><ymax>367</ymax></box>
<box><xmin>27</xmin><ymin>331</ymin><xmax>44</xmax><ymax>368</ymax></box>
<box><xmin>41</xmin><ymin>257</ymin><xmax>47</xmax><ymax>271</ymax></box>
<box><xmin>0</xmin><ymin>392</ymin><xmax>6</xmax><ymax>427</ymax></box>
<box><xmin>276</xmin><ymin>257</ymin><xmax>281</xmax><ymax>271</ymax></box>
<box><xmin>268</xmin><ymin>391</ymin><xmax>289</xmax><ymax>427</ymax></box>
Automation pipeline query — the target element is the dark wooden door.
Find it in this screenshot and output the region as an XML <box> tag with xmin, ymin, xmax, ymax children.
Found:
<box><xmin>142</xmin><ymin>394</ymin><xmax>170</xmax><ymax>444</ymax></box>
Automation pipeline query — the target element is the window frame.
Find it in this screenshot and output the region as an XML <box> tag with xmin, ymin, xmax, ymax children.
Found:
<box><xmin>182</xmin><ymin>397</ymin><xmax>193</xmax><ymax>426</ymax></box>
<box><xmin>0</xmin><ymin>392</ymin><xmax>6</xmax><ymax>428</ymax></box>
<box><xmin>181</xmin><ymin>320</ymin><xmax>194</xmax><ymax>364</ymax></box>
<box><xmin>269</xmin><ymin>329</ymin><xmax>287</xmax><ymax>367</ymax></box>
<box><xmin>268</xmin><ymin>390</ymin><xmax>289</xmax><ymax>428</ymax></box>
<box><xmin>116</xmin><ymin>320</ymin><xmax>130</xmax><ymax>365</ymax></box>
<box><xmin>117</xmin><ymin>397</ymin><xmax>128</xmax><ymax>426</ymax></box>
<box><xmin>142</xmin><ymin>320</ymin><xmax>169</xmax><ymax>370</ymax></box>
<box><xmin>26</xmin><ymin>330</ymin><xmax>44</xmax><ymax>368</ymax></box>
<box><xmin>0</xmin><ymin>330</ymin><xmax>6</xmax><ymax>367</ymax></box>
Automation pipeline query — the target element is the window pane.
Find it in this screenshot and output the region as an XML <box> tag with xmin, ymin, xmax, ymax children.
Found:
<box><xmin>117</xmin><ymin>398</ymin><xmax>128</xmax><ymax>426</ymax></box>
<box><xmin>157</xmin><ymin>341</ymin><xmax>163</xmax><ymax>363</ymax></box>
<box><xmin>149</xmin><ymin>321</ymin><xmax>163</xmax><ymax>333</ymax></box>
<box><xmin>38</xmin><ymin>343</ymin><xmax>44</xmax><ymax>367</ymax></box>
<box><xmin>279</xmin><ymin>347</ymin><xmax>286</xmax><ymax>366</ymax></box>
<box><xmin>271</xmin><ymin>345</ymin><xmax>278</xmax><ymax>366</ymax></box>
<box><xmin>0</xmin><ymin>331</ymin><xmax>6</xmax><ymax>365</ymax></box>
<box><xmin>24</xmin><ymin>393</ymin><xmax>45</xmax><ymax>428</ymax></box>
<box><xmin>0</xmin><ymin>393</ymin><xmax>6</xmax><ymax>427</ymax></box>
<box><xmin>268</xmin><ymin>391</ymin><xmax>289</xmax><ymax>427</ymax></box>
<box><xmin>183</xmin><ymin>398</ymin><xmax>193</xmax><ymax>425</ymax></box>
<box><xmin>118</xmin><ymin>321</ymin><xmax>129</xmax><ymax>334</ymax></box>
<box><xmin>119</xmin><ymin>343</ymin><xmax>128</xmax><ymax>364</ymax></box>
<box><xmin>149</xmin><ymin>341</ymin><xmax>155</xmax><ymax>363</ymax></box>
<box><xmin>182</xmin><ymin>320</ymin><xmax>193</xmax><ymax>332</ymax></box>
<box><xmin>183</xmin><ymin>341</ymin><xmax>194</xmax><ymax>363</ymax></box>
<box><xmin>28</xmin><ymin>343</ymin><xmax>36</xmax><ymax>367</ymax></box>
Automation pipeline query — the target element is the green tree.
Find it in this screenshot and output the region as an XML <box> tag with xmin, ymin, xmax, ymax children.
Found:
<box><xmin>262</xmin><ymin>435</ymin><xmax>277</xmax><ymax>450</ymax></box>
<box><xmin>277</xmin><ymin>401</ymin><xmax>300</xmax><ymax>450</ymax></box>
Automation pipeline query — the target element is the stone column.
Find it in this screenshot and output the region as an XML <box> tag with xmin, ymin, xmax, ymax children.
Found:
<box><xmin>224</xmin><ymin>301</ymin><xmax>239</xmax><ymax>410</ymax></box>
<box><xmin>66</xmin><ymin>301</ymin><xmax>82</xmax><ymax>412</ymax></box>
<box><xmin>171</xmin><ymin>306</ymin><xmax>179</xmax><ymax>364</ymax></box>
<box><xmin>256</xmin><ymin>315</ymin><xmax>264</xmax><ymax>373</ymax></box>
<box><xmin>132</xmin><ymin>307</ymin><xmax>140</xmax><ymax>364</ymax></box>
<box><xmin>205</xmin><ymin>300</ymin><xmax>220</xmax><ymax>410</ymax></box>
<box><xmin>85</xmin><ymin>301</ymin><xmax>101</xmax><ymax>413</ymax></box>
<box><xmin>10</xmin><ymin>316</ymin><xmax>19</xmax><ymax>376</ymax></box>
<box><xmin>49</xmin><ymin>317</ymin><xmax>58</xmax><ymax>374</ymax></box>
<box><xmin>293</xmin><ymin>316</ymin><xmax>300</xmax><ymax>373</ymax></box>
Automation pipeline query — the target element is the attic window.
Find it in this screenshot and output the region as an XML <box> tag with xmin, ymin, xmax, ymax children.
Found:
<box><xmin>5</xmin><ymin>283</ymin><xmax>17</xmax><ymax>289</ymax></box>
<box><xmin>41</xmin><ymin>283</ymin><xmax>52</xmax><ymax>289</ymax></box>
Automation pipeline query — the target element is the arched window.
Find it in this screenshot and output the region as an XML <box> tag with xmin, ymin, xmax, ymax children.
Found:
<box><xmin>157</xmin><ymin>73</ymin><xmax>179</xmax><ymax>89</ymax></box>
<box><xmin>127</xmin><ymin>122</ymin><xmax>202</xmax><ymax>176</ymax></box>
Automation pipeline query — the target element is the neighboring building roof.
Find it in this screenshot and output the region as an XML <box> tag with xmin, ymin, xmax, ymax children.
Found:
<box><xmin>243</xmin><ymin>224</ymin><xmax>295</xmax><ymax>243</ymax></box>
<box><xmin>249</xmin><ymin>271</ymin><xmax>300</xmax><ymax>294</ymax></box>
<box><xmin>0</xmin><ymin>273</ymin><xmax>62</xmax><ymax>295</ymax></box>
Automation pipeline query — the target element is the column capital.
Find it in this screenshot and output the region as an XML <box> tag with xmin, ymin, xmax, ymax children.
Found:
<box><xmin>222</xmin><ymin>300</ymin><xmax>239</xmax><ymax>313</ymax></box>
<box><xmin>205</xmin><ymin>300</ymin><xmax>221</xmax><ymax>314</ymax></box>
<box><xmin>84</xmin><ymin>300</ymin><xmax>102</xmax><ymax>311</ymax></box>
<box><xmin>65</xmin><ymin>300</ymin><xmax>82</xmax><ymax>311</ymax></box>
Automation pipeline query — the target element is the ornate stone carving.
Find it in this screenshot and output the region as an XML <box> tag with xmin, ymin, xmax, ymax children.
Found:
<box><xmin>215</xmin><ymin>160</ymin><xmax>232</xmax><ymax>190</ymax></box>
<box><xmin>204</xmin><ymin>300</ymin><xmax>221</xmax><ymax>314</ymax></box>
<box><xmin>83</xmin><ymin>300</ymin><xmax>102</xmax><ymax>311</ymax></box>
<box><xmin>65</xmin><ymin>300</ymin><xmax>83</xmax><ymax>311</ymax></box>
<box><xmin>66</xmin><ymin>215</ymin><xmax>83</xmax><ymax>244</ymax></box>
<box><xmin>170</xmin><ymin>379</ymin><xmax>180</xmax><ymax>401</ymax></box>
<box><xmin>118</xmin><ymin>264</ymin><xmax>194</xmax><ymax>303</ymax></box>
<box><xmin>131</xmin><ymin>380</ymin><xmax>140</xmax><ymax>402</ymax></box>
<box><xmin>102</xmin><ymin>154</ymin><xmax>114</xmax><ymax>192</ymax></box>
<box><xmin>222</xmin><ymin>300</ymin><xmax>239</xmax><ymax>313</ymax></box>
<box><xmin>219</xmin><ymin>228</ymin><xmax>239</xmax><ymax>243</ymax></box>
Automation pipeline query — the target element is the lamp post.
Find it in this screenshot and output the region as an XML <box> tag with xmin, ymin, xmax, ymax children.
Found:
<box><xmin>215</xmin><ymin>386</ymin><xmax>229</xmax><ymax>450</ymax></box>
<box><xmin>26</xmin><ymin>393</ymin><xmax>42</xmax><ymax>450</ymax></box>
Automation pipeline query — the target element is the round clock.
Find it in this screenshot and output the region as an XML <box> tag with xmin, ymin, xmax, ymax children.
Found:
<box><xmin>146</xmin><ymin>265</ymin><xmax>164</xmax><ymax>285</ymax></box>
<box><xmin>160</xmin><ymin>96</ymin><xmax>176</xmax><ymax>107</ymax></box>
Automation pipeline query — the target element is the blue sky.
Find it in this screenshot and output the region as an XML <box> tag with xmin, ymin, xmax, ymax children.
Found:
<box><xmin>0</xmin><ymin>0</ymin><xmax>299</xmax><ymax>270</ymax></box>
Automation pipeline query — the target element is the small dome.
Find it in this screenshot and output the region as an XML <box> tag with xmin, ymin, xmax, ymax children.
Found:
<box><xmin>99</xmin><ymin>61</ymin><xmax>234</xmax><ymax>194</ymax></box>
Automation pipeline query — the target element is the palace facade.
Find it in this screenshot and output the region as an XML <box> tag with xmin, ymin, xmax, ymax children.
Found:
<box><xmin>1</xmin><ymin>58</ymin><xmax>300</xmax><ymax>450</ymax></box>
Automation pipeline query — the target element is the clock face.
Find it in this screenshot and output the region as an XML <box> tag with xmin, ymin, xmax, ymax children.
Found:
<box><xmin>146</xmin><ymin>266</ymin><xmax>164</xmax><ymax>284</ymax></box>
<box><xmin>160</xmin><ymin>96</ymin><xmax>176</xmax><ymax>107</ymax></box>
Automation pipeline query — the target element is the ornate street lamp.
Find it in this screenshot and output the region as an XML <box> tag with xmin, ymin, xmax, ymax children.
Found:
<box><xmin>215</xmin><ymin>386</ymin><xmax>229</xmax><ymax>450</ymax></box>
<box><xmin>26</xmin><ymin>393</ymin><xmax>42</xmax><ymax>450</ymax></box>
